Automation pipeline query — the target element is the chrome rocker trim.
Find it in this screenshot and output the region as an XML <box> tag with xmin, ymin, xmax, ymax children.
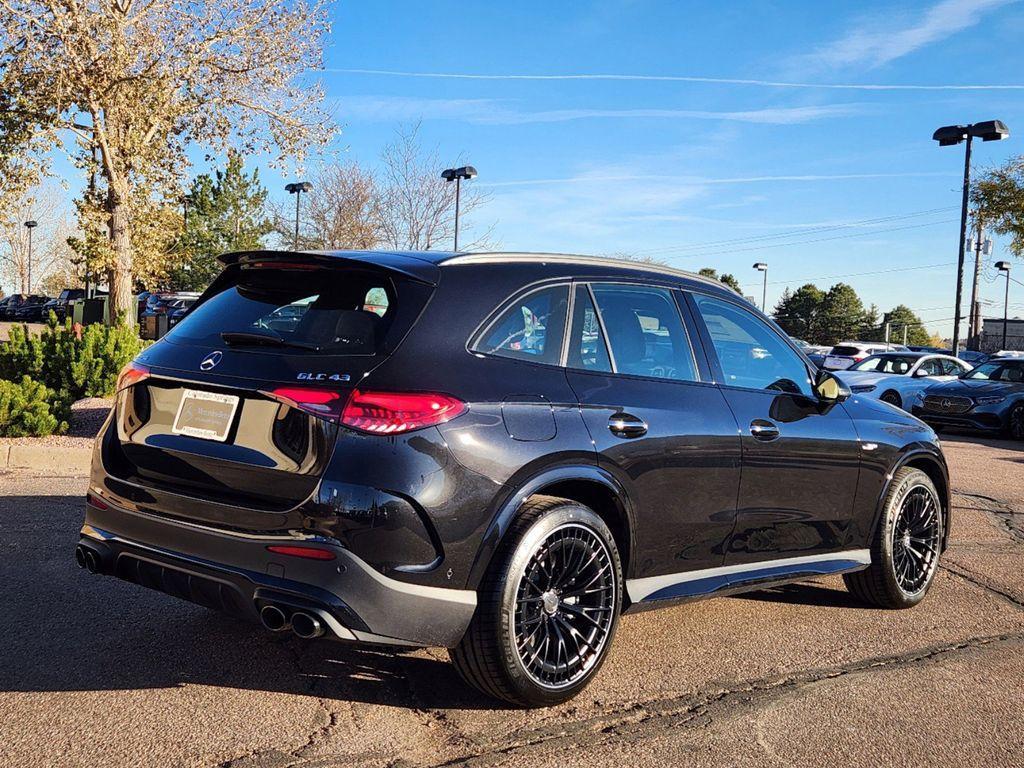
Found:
<box><xmin>627</xmin><ymin>549</ymin><xmax>872</xmax><ymax>603</ymax></box>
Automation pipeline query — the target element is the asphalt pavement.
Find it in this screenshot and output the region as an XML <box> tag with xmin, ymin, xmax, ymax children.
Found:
<box><xmin>1</xmin><ymin>434</ymin><xmax>1022</xmax><ymax>768</ymax></box>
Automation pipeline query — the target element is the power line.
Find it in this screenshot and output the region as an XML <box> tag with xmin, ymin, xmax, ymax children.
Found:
<box><xmin>701</xmin><ymin>219</ymin><xmax>957</xmax><ymax>258</ymax></box>
<box><xmin>742</xmin><ymin>261</ymin><xmax>956</xmax><ymax>288</ymax></box>
<box><xmin>634</xmin><ymin>206</ymin><xmax>958</xmax><ymax>257</ymax></box>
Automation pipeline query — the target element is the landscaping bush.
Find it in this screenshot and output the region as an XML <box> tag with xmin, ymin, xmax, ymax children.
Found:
<box><xmin>0</xmin><ymin>377</ymin><xmax>66</xmax><ymax>437</ymax></box>
<box><xmin>0</xmin><ymin>316</ymin><xmax>145</xmax><ymax>401</ymax></box>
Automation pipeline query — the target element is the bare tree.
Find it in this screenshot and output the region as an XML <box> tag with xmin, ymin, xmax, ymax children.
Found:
<box><xmin>2</xmin><ymin>0</ymin><xmax>334</xmax><ymax>324</ymax></box>
<box><xmin>272</xmin><ymin>163</ymin><xmax>382</xmax><ymax>250</ymax></box>
<box><xmin>376</xmin><ymin>124</ymin><xmax>493</xmax><ymax>252</ymax></box>
<box><xmin>0</xmin><ymin>186</ymin><xmax>74</xmax><ymax>295</ymax></box>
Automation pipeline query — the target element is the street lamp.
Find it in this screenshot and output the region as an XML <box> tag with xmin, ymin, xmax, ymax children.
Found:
<box><xmin>285</xmin><ymin>181</ymin><xmax>313</xmax><ymax>251</ymax></box>
<box><xmin>753</xmin><ymin>262</ymin><xmax>768</xmax><ymax>311</ymax></box>
<box><xmin>933</xmin><ymin>119</ymin><xmax>1010</xmax><ymax>352</ymax></box>
<box><xmin>441</xmin><ymin>165</ymin><xmax>477</xmax><ymax>251</ymax></box>
<box><xmin>997</xmin><ymin>260</ymin><xmax>1012</xmax><ymax>350</ymax></box>
<box><xmin>23</xmin><ymin>220</ymin><xmax>37</xmax><ymax>294</ymax></box>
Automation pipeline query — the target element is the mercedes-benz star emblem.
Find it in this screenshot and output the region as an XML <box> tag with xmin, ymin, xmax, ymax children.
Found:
<box><xmin>941</xmin><ymin>399</ymin><xmax>952</xmax><ymax>410</ymax></box>
<box><xmin>200</xmin><ymin>351</ymin><xmax>223</xmax><ymax>371</ymax></box>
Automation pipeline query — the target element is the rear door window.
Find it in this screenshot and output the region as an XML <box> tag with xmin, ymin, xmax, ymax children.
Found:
<box><xmin>474</xmin><ymin>284</ymin><xmax>569</xmax><ymax>365</ymax></box>
<box><xmin>167</xmin><ymin>265</ymin><xmax>423</xmax><ymax>356</ymax></box>
<box><xmin>590</xmin><ymin>283</ymin><xmax>698</xmax><ymax>381</ymax></box>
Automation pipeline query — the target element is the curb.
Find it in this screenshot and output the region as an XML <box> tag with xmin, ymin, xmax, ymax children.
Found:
<box><xmin>0</xmin><ymin>444</ymin><xmax>92</xmax><ymax>474</ymax></box>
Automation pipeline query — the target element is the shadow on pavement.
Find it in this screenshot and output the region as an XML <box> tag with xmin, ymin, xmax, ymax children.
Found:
<box><xmin>0</xmin><ymin>495</ymin><xmax>503</xmax><ymax>711</ymax></box>
<box><xmin>733</xmin><ymin>581</ymin><xmax>866</xmax><ymax>609</ymax></box>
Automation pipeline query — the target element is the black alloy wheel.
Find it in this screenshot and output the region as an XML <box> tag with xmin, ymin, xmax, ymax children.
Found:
<box><xmin>512</xmin><ymin>523</ymin><xmax>616</xmax><ymax>690</ymax></box>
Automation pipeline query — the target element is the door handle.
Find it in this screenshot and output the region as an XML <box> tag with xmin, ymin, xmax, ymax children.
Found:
<box><xmin>749</xmin><ymin>420</ymin><xmax>780</xmax><ymax>441</ymax></box>
<box><xmin>608</xmin><ymin>413</ymin><xmax>648</xmax><ymax>438</ymax></box>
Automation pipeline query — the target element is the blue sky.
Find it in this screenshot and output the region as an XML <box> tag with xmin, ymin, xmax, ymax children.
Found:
<box><xmin>42</xmin><ymin>0</ymin><xmax>1024</xmax><ymax>336</ymax></box>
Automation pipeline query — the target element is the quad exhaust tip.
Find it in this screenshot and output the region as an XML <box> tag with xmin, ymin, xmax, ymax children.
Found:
<box><xmin>259</xmin><ymin>604</ymin><xmax>290</xmax><ymax>632</ymax></box>
<box><xmin>291</xmin><ymin>611</ymin><xmax>324</xmax><ymax>640</ymax></box>
<box><xmin>75</xmin><ymin>544</ymin><xmax>103</xmax><ymax>574</ymax></box>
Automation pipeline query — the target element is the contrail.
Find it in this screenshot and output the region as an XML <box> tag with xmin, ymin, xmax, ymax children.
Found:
<box><xmin>484</xmin><ymin>172</ymin><xmax>956</xmax><ymax>188</ymax></box>
<box><xmin>325</xmin><ymin>68</ymin><xmax>1024</xmax><ymax>91</ymax></box>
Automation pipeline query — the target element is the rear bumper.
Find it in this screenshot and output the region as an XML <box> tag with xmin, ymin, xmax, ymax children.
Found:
<box><xmin>80</xmin><ymin>499</ymin><xmax>476</xmax><ymax>648</ymax></box>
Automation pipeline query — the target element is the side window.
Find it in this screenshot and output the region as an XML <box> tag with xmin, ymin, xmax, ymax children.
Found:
<box><xmin>474</xmin><ymin>284</ymin><xmax>569</xmax><ymax>365</ymax></box>
<box><xmin>942</xmin><ymin>359</ymin><xmax>965</xmax><ymax>376</ymax></box>
<box><xmin>692</xmin><ymin>293</ymin><xmax>813</xmax><ymax>396</ymax></box>
<box><xmin>919</xmin><ymin>358</ymin><xmax>944</xmax><ymax>376</ymax></box>
<box><xmin>567</xmin><ymin>285</ymin><xmax>612</xmax><ymax>372</ymax></box>
<box><xmin>590</xmin><ymin>284</ymin><xmax>698</xmax><ymax>381</ymax></box>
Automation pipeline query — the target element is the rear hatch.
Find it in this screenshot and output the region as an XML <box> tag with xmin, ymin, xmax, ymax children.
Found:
<box><xmin>105</xmin><ymin>252</ymin><xmax>436</xmax><ymax>515</ymax></box>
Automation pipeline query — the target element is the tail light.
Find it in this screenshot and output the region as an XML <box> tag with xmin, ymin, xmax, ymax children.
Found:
<box><xmin>342</xmin><ymin>389</ymin><xmax>466</xmax><ymax>433</ymax></box>
<box><xmin>268</xmin><ymin>387</ymin><xmax>346</xmax><ymax>421</ymax></box>
<box><xmin>116</xmin><ymin>361</ymin><xmax>150</xmax><ymax>391</ymax></box>
<box><xmin>266</xmin><ymin>387</ymin><xmax>467</xmax><ymax>432</ymax></box>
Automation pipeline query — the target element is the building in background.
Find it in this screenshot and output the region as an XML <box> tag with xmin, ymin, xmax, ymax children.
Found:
<box><xmin>981</xmin><ymin>317</ymin><xmax>1024</xmax><ymax>352</ymax></box>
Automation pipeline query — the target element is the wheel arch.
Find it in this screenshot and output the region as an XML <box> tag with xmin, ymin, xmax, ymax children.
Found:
<box><xmin>875</xmin><ymin>448</ymin><xmax>951</xmax><ymax>552</ymax></box>
<box><xmin>464</xmin><ymin>465</ymin><xmax>636</xmax><ymax>591</ymax></box>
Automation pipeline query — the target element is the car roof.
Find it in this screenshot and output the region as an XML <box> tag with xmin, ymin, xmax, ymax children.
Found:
<box><xmin>218</xmin><ymin>249</ymin><xmax>727</xmax><ymax>291</ymax></box>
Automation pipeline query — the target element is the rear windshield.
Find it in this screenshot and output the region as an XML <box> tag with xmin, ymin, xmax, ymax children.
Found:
<box><xmin>166</xmin><ymin>265</ymin><xmax>428</xmax><ymax>355</ymax></box>
<box><xmin>831</xmin><ymin>346</ymin><xmax>859</xmax><ymax>356</ymax></box>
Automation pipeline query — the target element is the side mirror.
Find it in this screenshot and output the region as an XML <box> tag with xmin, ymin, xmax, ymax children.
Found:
<box><xmin>815</xmin><ymin>370</ymin><xmax>851</xmax><ymax>402</ymax></box>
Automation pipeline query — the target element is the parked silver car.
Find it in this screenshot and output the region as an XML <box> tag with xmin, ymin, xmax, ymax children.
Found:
<box><xmin>835</xmin><ymin>352</ymin><xmax>971</xmax><ymax>409</ymax></box>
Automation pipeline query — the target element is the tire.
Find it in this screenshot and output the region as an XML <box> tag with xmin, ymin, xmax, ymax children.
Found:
<box><xmin>1007</xmin><ymin>403</ymin><xmax>1024</xmax><ymax>441</ymax></box>
<box><xmin>844</xmin><ymin>467</ymin><xmax>943</xmax><ymax>609</ymax></box>
<box><xmin>451</xmin><ymin>496</ymin><xmax>623</xmax><ymax>707</ymax></box>
<box><xmin>879</xmin><ymin>390</ymin><xmax>902</xmax><ymax>408</ymax></box>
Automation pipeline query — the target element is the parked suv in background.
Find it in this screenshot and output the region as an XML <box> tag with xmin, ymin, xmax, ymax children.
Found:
<box><xmin>822</xmin><ymin>341</ymin><xmax>909</xmax><ymax>371</ymax></box>
<box><xmin>79</xmin><ymin>250</ymin><xmax>950</xmax><ymax>706</ymax></box>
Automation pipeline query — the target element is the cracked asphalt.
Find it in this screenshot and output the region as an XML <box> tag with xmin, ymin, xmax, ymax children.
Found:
<box><xmin>1</xmin><ymin>434</ymin><xmax>1023</xmax><ymax>768</ymax></box>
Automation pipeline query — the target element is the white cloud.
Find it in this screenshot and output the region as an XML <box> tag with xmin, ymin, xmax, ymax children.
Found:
<box><xmin>336</xmin><ymin>95</ymin><xmax>862</xmax><ymax>126</ymax></box>
<box><xmin>800</xmin><ymin>0</ymin><xmax>1017</xmax><ymax>70</ymax></box>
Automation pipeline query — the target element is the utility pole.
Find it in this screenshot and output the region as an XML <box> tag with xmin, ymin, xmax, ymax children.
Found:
<box><xmin>903</xmin><ymin>325</ymin><xmax>909</xmax><ymax>346</ymax></box>
<box><xmin>24</xmin><ymin>220</ymin><xmax>38</xmax><ymax>294</ymax></box>
<box><xmin>967</xmin><ymin>215</ymin><xmax>984</xmax><ymax>349</ymax></box>
<box><xmin>884</xmin><ymin>321</ymin><xmax>891</xmax><ymax>346</ymax></box>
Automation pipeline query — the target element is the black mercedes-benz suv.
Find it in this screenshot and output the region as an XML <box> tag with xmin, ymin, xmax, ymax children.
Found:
<box><xmin>79</xmin><ymin>250</ymin><xmax>950</xmax><ymax>706</ymax></box>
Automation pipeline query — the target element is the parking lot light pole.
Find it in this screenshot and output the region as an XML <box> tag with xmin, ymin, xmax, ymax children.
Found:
<box><xmin>753</xmin><ymin>262</ymin><xmax>768</xmax><ymax>311</ymax></box>
<box><xmin>933</xmin><ymin>120</ymin><xmax>1010</xmax><ymax>353</ymax></box>
<box><xmin>997</xmin><ymin>261</ymin><xmax>1012</xmax><ymax>349</ymax></box>
<box><xmin>285</xmin><ymin>182</ymin><xmax>313</xmax><ymax>251</ymax></box>
<box><xmin>24</xmin><ymin>220</ymin><xmax>37</xmax><ymax>293</ymax></box>
<box><xmin>441</xmin><ymin>166</ymin><xmax>477</xmax><ymax>252</ymax></box>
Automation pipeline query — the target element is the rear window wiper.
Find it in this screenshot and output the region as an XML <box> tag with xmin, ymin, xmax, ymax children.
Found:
<box><xmin>220</xmin><ymin>330</ymin><xmax>320</xmax><ymax>352</ymax></box>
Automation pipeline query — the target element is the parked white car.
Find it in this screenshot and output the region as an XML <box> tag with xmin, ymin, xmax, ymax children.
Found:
<box><xmin>834</xmin><ymin>352</ymin><xmax>971</xmax><ymax>409</ymax></box>
<box><xmin>821</xmin><ymin>341</ymin><xmax>909</xmax><ymax>371</ymax></box>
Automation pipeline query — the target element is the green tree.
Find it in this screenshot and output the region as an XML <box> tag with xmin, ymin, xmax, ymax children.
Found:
<box><xmin>772</xmin><ymin>284</ymin><xmax>825</xmax><ymax>342</ymax></box>
<box><xmin>167</xmin><ymin>155</ymin><xmax>272</xmax><ymax>291</ymax></box>
<box><xmin>973</xmin><ymin>155</ymin><xmax>1024</xmax><ymax>257</ymax></box>
<box><xmin>698</xmin><ymin>267</ymin><xmax>742</xmax><ymax>294</ymax></box>
<box><xmin>872</xmin><ymin>304</ymin><xmax>930</xmax><ymax>346</ymax></box>
<box><xmin>817</xmin><ymin>283</ymin><xmax>872</xmax><ymax>346</ymax></box>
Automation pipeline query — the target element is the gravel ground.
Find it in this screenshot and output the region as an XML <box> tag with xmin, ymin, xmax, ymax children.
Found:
<box><xmin>0</xmin><ymin>397</ymin><xmax>111</xmax><ymax>451</ymax></box>
<box><xmin>0</xmin><ymin>434</ymin><xmax>1021</xmax><ymax>767</ymax></box>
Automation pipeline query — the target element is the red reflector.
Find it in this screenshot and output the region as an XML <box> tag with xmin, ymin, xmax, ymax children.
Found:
<box><xmin>269</xmin><ymin>387</ymin><xmax>345</xmax><ymax>420</ymax></box>
<box><xmin>116</xmin><ymin>361</ymin><xmax>150</xmax><ymax>392</ymax></box>
<box><xmin>341</xmin><ymin>389</ymin><xmax>467</xmax><ymax>434</ymax></box>
<box><xmin>266</xmin><ymin>545</ymin><xmax>335</xmax><ymax>561</ymax></box>
<box><xmin>86</xmin><ymin>493</ymin><xmax>109</xmax><ymax>510</ymax></box>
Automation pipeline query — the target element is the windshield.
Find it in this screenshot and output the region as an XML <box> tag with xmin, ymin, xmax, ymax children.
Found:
<box><xmin>166</xmin><ymin>265</ymin><xmax>426</xmax><ymax>356</ymax></box>
<box><xmin>963</xmin><ymin>360</ymin><xmax>1024</xmax><ymax>382</ymax></box>
<box><xmin>850</xmin><ymin>354</ymin><xmax>919</xmax><ymax>374</ymax></box>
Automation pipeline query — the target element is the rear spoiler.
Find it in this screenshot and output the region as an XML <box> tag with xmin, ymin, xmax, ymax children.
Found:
<box><xmin>218</xmin><ymin>250</ymin><xmax>440</xmax><ymax>286</ymax></box>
